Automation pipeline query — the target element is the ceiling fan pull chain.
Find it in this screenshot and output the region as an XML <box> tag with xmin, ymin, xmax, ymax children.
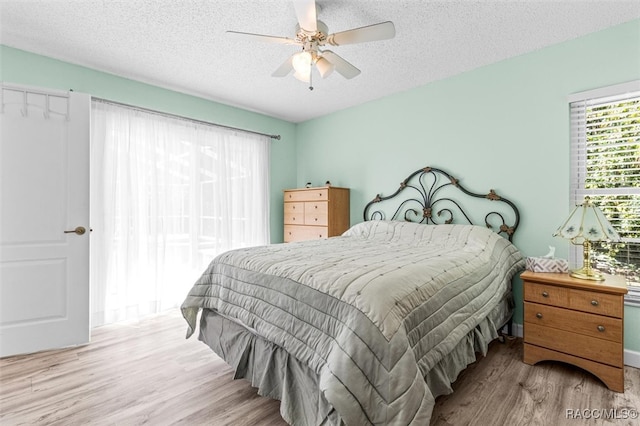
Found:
<box><xmin>309</xmin><ymin>66</ymin><xmax>313</xmax><ymax>91</ymax></box>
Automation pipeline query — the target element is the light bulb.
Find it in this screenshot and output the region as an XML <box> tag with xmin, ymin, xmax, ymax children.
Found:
<box><xmin>293</xmin><ymin>71</ymin><xmax>310</xmax><ymax>83</ymax></box>
<box><xmin>292</xmin><ymin>51</ymin><xmax>312</xmax><ymax>76</ymax></box>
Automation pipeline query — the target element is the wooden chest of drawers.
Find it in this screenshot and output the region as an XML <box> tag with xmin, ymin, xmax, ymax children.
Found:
<box><xmin>283</xmin><ymin>186</ymin><xmax>350</xmax><ymax>243</ymax></box>
<box><xmin>521</xmin><ymin>271</ymin><xmax>628</xmax><ymax>392</ymax></box>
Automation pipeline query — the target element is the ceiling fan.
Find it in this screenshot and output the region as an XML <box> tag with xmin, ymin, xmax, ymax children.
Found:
<box><xmin>227</xmin><ymin>0</ymin><xmax>395</xmax><ymax>90</ymax></box>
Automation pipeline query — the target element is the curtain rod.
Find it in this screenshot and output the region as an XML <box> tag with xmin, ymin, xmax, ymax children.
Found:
<box><xmin>91</xmin><ymin>97</ymin><xmax>281</xmax><ymax>140</ymax></box>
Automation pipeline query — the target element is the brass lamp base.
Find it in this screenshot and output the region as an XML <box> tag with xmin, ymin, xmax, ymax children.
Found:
<box><xmin>569</xmin><ymin>239</ymin><xmax>605</xmax><ymax>281</ymax></box>
<box><xmin>570</xmin><ymin>267</ymin><xmax>605</xmax><ymax>281</ymax></box>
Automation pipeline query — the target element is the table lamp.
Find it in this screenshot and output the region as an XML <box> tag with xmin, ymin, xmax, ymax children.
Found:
<box><xmin>553</xmin><ymin>196</ymin><xmax>620</xmax><ymax>281</ymax></box>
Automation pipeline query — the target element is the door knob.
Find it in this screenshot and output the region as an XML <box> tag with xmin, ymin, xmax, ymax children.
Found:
<box><xmin>64</xmin><ymin>226</ymin><xmax>86</xmax><ymax>235</ymax></box>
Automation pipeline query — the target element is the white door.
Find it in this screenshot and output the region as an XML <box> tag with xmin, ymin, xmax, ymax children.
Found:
<box><xmin>0</xmin><ymin>84</ymin><xmax>90</xmax><ymax>357</ymax></box>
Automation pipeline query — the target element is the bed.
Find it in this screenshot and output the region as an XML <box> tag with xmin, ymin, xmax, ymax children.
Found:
<box><xmin>181</xmin><ymin>166</ymin><xmax>525</xmax><ymax>425</ymax></box>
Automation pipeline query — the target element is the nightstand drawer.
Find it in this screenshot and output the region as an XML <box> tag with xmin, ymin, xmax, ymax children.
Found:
<box><xmin>523</xmin><ymin>282</ymin><xmax>569</xmax><ymax>307</ymax></box>
<box><xmin>525</xmin><ymin>322</ymin><xmax>622</xmax><ymax>367</ymax></box>
<box><xmin>524</xmin><ymin>302</ymin><xmax>622</xmax><ymax>342</ymax></box>
<box><xmin>568</xmin><ymin>288</ymin><xmax>623</xmax><ymax>318</ymax></box>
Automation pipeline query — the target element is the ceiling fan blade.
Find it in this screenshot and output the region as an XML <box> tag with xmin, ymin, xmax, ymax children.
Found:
<box><xmin>326</xmin><ymin>21</ymin><xmax>395</xmax><ymax>46</ymax></box>
<box><xmin>227</xmin><ymin>31</ymin><xmax>299</xmax><ymax>45</ymax></box>
<box><xmin>272</xmin><ymin>55</ymin><xmax>294</xmax><ymax>77</ymax></box>
<box><xmin>321</xmin><ymin>51</ymin><xmax>360</xmax><ymax>79</ymax></box>
<box><xmin>293</xmin><ymin>0</ymin><xmax>317</xmax><ymax>33</ymax></box>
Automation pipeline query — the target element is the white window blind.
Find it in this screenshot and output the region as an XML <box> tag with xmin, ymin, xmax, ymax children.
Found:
<box><xmin>569</xmin><ymin>81</ymin><xmax>640</xmax><ymax>305</ymax></box>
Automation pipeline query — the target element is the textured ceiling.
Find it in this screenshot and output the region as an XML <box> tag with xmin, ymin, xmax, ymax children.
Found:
<box><xmin>1</xmin><ymin>0</ymin><xmax>639</xmax><ymax>123</ymax></box>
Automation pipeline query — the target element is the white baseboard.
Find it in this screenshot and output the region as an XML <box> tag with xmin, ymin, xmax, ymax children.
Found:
<box><xmin>503</xmin><ymin>323</ymin><xmax>640</xmax><ymax>368</ymax></box>
<box><xmin>624</xmin><ymin>349</ymin><xmax>640</xmax><ymax>368</ymax></box>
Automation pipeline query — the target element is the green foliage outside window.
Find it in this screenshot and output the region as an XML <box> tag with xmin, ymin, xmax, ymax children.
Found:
<box><xmin>584</xmin><ymin>98</ymin><xmax>639</xmax><ymax>285</ymax></box>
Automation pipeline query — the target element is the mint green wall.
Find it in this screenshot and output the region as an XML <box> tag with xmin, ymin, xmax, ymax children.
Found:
<box><xmin>0</xmin><ymin>45</ymin><xmax>297</xmax><ymax>242</ymax></box>
<box><xmin>295</xmin><ymin>20</ymin><xmax>640</xmax><ymax>351</ymax></box>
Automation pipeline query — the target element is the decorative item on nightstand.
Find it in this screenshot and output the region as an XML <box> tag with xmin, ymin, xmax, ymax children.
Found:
<box><xmin>525</xmin><ymin>246</ymin><xmax>569</xmax><ymax>273</ymax></box>
<box><xmin>553</xmin><ymin>196</ymin><xmax>620</xmax><ymax>281</ymax></box>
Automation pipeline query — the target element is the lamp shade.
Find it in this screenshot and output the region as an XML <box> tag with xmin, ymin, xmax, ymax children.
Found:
<box><xmin>293</xmin><ymin>71</ymin><xmax>310</xmax><ymax>83</ymax></box>
<box><xmin>292</xmin><ymin>52</ymin><xmax>312</xmax><ymax>75</ymax></box>
<box><xmin>315</xmin><ymin>57</ymin><xmax>334</xmax><ymax>78</ymax></box>
<box><xmin>553</xmin><ymin>197</ymin><xmax>620</xmax><ymax>244</ymax></box>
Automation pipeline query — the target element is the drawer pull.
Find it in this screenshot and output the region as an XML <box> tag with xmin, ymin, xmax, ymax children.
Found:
<box><xmin>597</xmin><ymin>325</ymin><xmax>606</xmax><ymax>332</ymax></box>
<box><xmin>536</xmin><ymin>313</ymin><xmax>543</xmax><ymax>319</ymax></box>
<box><xmin>591</xmin><ymin>300</ymin><xmax>599</xmax><ymax>306</ymax></box>
<box><xmin>542</xmin><ymin>291</ymin><xmax>549</xmax><ymax>298</ymax></box>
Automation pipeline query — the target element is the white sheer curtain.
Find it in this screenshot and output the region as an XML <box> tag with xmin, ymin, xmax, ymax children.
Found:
<box><xmin>90</xmin><ymin>101</ymin><xmax>270</xmax><ymax>327</ymax></box>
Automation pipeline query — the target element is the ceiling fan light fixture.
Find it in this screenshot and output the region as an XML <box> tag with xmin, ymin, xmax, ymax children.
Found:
<box><xmin>292</xmin><ymin>51</ymin><xmax>313</xmax><ymax>76</ymax></box>
<box><xmin>316</xmin><ymin>56</ymin><xmax>334</xmax><ymax>78</ymax></box>
<box><xmin>293</xmin><ymin>70</ymin><xmax>310</xmax><ymax>83</ymax></box>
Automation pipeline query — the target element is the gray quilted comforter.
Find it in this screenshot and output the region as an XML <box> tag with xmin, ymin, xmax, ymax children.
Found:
<box><xmin>182</xmin><ymin>221</ymin><xmax>524</xmax><ymax>425</ymax></box>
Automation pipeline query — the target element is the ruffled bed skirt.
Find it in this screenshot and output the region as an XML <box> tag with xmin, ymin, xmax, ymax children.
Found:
<box><xmin>197</xmin><ymin>295</ymin><xmax>511</xmax><ymax>426</ymax></box>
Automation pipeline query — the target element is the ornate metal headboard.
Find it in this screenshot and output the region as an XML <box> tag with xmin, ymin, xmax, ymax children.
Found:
<box><xmin>363</xmin><ymin>166</ymin><xmax>520</xmax><ymax>241</ymax></box>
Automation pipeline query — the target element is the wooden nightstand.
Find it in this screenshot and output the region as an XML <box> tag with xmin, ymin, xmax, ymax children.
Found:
<box><xmin>521</xmin><ymin>270</ymin><xmax>628</xmax><ymax>392</ymax></box>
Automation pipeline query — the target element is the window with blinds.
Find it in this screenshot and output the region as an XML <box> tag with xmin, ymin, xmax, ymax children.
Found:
<box><xmin>569</xmin><ymin>81</ymin><xmax>640</xmax><ymax>304</ymax></box>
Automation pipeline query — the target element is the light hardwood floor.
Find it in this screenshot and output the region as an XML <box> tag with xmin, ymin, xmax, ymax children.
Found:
<box><xmin>1</xmin><ymin>310</ymin><xmax>638</xmax><ymax>426</ymax></box>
